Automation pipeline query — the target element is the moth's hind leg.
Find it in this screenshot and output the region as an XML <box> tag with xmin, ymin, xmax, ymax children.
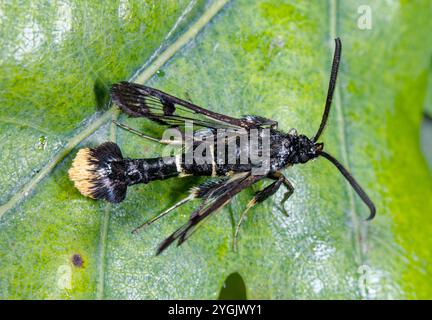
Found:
<box><xmin>234</xmin><ymin>173</ymin><xmax>288</xmax><ymax>251</ymax></box>
<box><xmin>112</xmin><ymin>120</ymin><xmax>180</xmax><ymax>145</ymax></box>
<box><xmin>132</xmin><ymin>177</ymin><xmax>229</xmax><ymax>234</ymax></box>
<box><xmin>132</xmin><ymin>194</ymin><xmax>194</xmax><ymax>234</ymax></box>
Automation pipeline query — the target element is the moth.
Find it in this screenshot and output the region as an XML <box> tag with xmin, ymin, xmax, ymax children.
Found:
<box><xmin>69</xmin><ymin>38</ymin><xmax>375</xmax><ymax>255</ymax></box>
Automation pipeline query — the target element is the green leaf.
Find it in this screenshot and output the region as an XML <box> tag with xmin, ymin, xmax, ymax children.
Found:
<box><xmin>1</xmin><ymin>0</ymin><xmax>432</xmax><ymax>299</ymax></box>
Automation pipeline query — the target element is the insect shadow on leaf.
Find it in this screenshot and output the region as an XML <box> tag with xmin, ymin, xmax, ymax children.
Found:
<box><xmin>94</xmin><ymin>78</ymin><xmax>111</xmax><ymax>111</ymax></box>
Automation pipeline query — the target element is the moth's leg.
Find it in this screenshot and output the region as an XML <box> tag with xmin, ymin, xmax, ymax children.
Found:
<box><xmin>133</xmin><ymin>178</ymin><xmax>228</xmax><ymax>234</ymax></box>
<box><xmin>241</xmin><ymin>115</ymin><xmax>278</xmax><ymax>129</ymax></box>
<box><xmin>233</xmin><ymin>175</ymin><xmax>284</xmax><ymax>251</ymax></box>
<box><xmin>132</xmin><ymin>195</ymin><xmax>193</xmax><ymax>234</ymax></box>
<box><xmin>112</xmin><ymin>120</ymin><xmax>180</xmax><ymax>145</ymax></box>
<box><xmin>269</xmin><ymin>172</ymin><xmax>294</xmax><ymax>216</ymax></box>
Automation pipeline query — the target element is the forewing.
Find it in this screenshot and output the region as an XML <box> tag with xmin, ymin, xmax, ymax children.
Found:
<box><xmin>110</xmin><ymin>82</ymin><xmax>248</xmax><ymax>130</ymax></box>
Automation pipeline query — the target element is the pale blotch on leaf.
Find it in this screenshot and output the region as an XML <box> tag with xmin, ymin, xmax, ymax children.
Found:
<box><xmin>118</xmin><ymin>0</ymin><xmax>132</xmax><ymax>22</ymax></box>
<box><xmin>13</xmin><ymin>13</ymin><xmax>44</xmax><ymax>61</ymax></box>
<box><xmin>53</xmin><ymin>0</ymin><xmax>72</xmax><ymax>44</ymax></box>
<box><xmin>57</xmin><ymin>264</ymin><xmax>72</xmax><ymax>290</ymax></box>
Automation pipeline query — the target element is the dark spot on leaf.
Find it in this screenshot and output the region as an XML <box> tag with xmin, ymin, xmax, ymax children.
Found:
<box><xmin>71</xmin><ymin>254</ymin><xmax>84</xmax><ymax>267</ymax></box>
<box><xmin>218</xmin><ymin>272</ymin><xmax>247</xmax><ymax>300</ymax></box>
<box><xmin>94</xmin><ymin>78</ymin><xmax>110</xmax><ymax>111</ymax></box>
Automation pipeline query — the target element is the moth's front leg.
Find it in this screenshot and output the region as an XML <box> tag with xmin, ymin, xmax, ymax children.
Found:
<box><xmin>269</xmin><ymin>171</ymin><xmax>294</xmax><ymax>216</ymax></box>
<box><xmin>233</xmin><ymin>173</ymin><xmax>285</xmax><ymax>251</ymax></box>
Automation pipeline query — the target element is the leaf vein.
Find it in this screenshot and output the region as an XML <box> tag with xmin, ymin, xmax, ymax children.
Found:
<box><xmin>329</xmin><ymin>0</ymin><xmax>366</xmax><ymax>267</ymax></box>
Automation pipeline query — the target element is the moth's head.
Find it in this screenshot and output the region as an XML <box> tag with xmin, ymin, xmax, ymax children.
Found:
<box><xmin>68</xmin><ymin>142</ymin><xmax>128</xmax><ymax>203</ymax></box>
<box><xmin>287</xmin><ymin>129</ymin><xmax>324</xmax><ymax>164</ymax></box>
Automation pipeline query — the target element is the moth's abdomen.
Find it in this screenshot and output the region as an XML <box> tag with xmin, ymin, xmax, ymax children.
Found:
<box><xmin>69</xmin><ymin>141</ymin><xmax>256</xmax><ymax>203</ymax></box>
<box><xmin>127</xmin><ymin>153</ymin><xmax>245</xmax><ymax>183</ymax></box>
<box><xmin>69</xmin><ymin>142</ymin><xmax>180</xmax><ymax>203</ymax></box>
<box><xmin>124</xmin><ymin>157</ymin><xmax>179</xmax><ymax>185</ymax></box>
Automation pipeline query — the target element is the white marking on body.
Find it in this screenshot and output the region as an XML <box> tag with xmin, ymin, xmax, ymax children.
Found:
<box><xmin>179</xmin><ymin>172</ymin><xmax>192</xmax><ymax>177</ymax></box>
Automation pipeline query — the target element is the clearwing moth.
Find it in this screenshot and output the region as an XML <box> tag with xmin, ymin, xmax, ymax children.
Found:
<box><xmin>69</xmin><ymin>38</ymin><xmax>375</xmax><ymax>255</ymax></box>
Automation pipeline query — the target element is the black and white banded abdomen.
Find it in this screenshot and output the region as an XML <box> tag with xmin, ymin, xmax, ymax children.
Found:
<box><xmin>122</xmin><ymin>152</ymin><xmax>253</xmax><ymax>186</ymax></box>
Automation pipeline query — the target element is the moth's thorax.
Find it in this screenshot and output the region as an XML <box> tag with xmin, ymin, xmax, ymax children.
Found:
<box><xmin>270</xmin><ymin>129</ymin><xmax>322</xmax><ymax>170</ymax></box>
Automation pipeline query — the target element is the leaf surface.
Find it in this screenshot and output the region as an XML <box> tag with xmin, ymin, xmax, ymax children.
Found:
<box><xmin>1</xmin><ymin>0</ymin><xmax>432</xmax><ymax>299</ymax></box>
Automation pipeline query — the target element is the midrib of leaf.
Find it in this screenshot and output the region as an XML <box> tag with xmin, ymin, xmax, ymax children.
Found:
<box><xmin>95</xmin><ymin>116</ymin><xmax>118</xmax><ymax>300</ymax></box>
<box><xmin>129</xmin><ymin>0</ymin><xmax>199</xmax><ymax>83</ymax></box>
<box><xmin>329</xmin><ymin>0</ymin><xmax>366</xmax><ymax>267</ymax></box>
<box><xmin>0</xmin><ymin>109</ymin><xmax>115</xmax><ymax>218</ymax></box>
<box><xmin>94</xmin><ymin>1</ymin><xmax>203</xmax><ymax>299</ymax></box>
<box><xmin>0</xmin><ymin>0</ymin><xmax>229</xmax><ymax>220</ymax></box>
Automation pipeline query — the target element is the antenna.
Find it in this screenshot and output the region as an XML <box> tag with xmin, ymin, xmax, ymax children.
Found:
<box><xmin>313</xmin><ymin>38</ymin><xmax>342</xmax><ymax>142</ymax></box>
<box><xmin>320</xmin><ymin>151</ymin><xmax>376</xmax><ymax>220</ymax></box>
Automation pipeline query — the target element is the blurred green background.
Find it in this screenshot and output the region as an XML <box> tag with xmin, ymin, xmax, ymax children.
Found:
<box><xmin>0</xmin><ymin>0</ymin><xmax>431</xmax><ymax>299</ymax></box>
